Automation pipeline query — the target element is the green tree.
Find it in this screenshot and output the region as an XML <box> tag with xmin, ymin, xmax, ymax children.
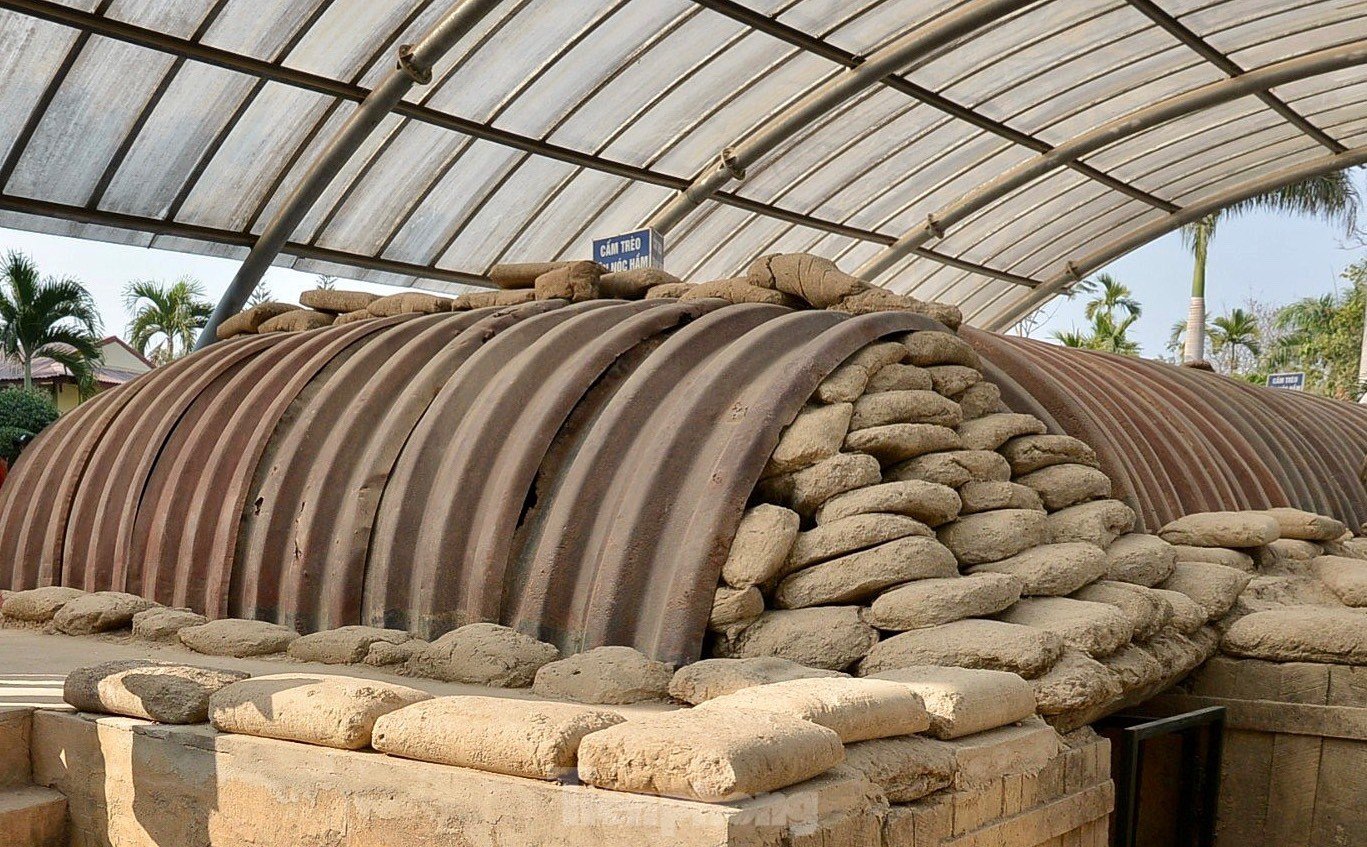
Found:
<box><xmin>1050</xmin><ymin>274</ymin><xmax>1143</xmax><ymax>355</ymax></box>
<box><xmin>1084</xmin><ymin>273</ymin><xmax>1141</xmax><ymax>323</ymax></box>
<box><xmin>1209</xmin><ymin>307</ymin><xmax>1262</xmax><ymax>375</ymax></box>
<box><xmin>0</xmin><ymin>386</ymin><xmax>57</xmax><ymax>463</ymax></box>
<box><xmin>246</xmin><ymin>281</ymin><xmax>273</xmax><ymax>308</ymax></box>
<box><xmin>1051</xmin><ymin>328</ymin><xmax>1090</xmax><ymax>348</ymax></box>
<box><xmin>1181</xmin><ymin>170</ymin><xmax>1360</xmax><ymax>363</ymax></box>
<box><xmin>0</xmin><ymin>251</ymin><xmax>102</xmax><ymax>393</ymax></box>
<box><xmin>1264</xmin><ymin>265</ymin><xmax>1366</xmax><ymax>399</ymax></box>
<box><xmin>123</xmin><ymin>276</ymin><xmax>213</xmax><ymax>365</ymax></box>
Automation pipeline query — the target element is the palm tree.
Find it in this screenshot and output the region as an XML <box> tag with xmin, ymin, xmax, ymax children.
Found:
<box><xmin>123</xmin><ymin>276</ymin><xmax>213</xmax><ymax>365</ymax></box>
<box><xmin>1084</xmin><ymin>273</ymin><xmax>1142</xmax><ymax>323</ymax></box>
<box><xmin>0</xmin><ymin>251</ymin><xmax>102</xmax><ymax>392</ymax></box>
<box><xmin>1090</xmin><ymin>312</ymin><xmax>1142</xmax><ymax>355</ymax></box>
<box><xmin>1051</xmin><ymin>328</ymin><xmax>1090</xmax><ymax>347</ymax></box>
<box><xmin>1181</xmin><ymin>170</ymin><xmax>1360</xmax><ymax>362</ymax></box>
<box><xmin>246</xmin><ymin>281</ymin><xmax>273</xmax><ymax>308</ymax></box>
<box><xmin>1208</xmin><ymin>307</ymin><xmax>1261</xmax><ymax>374</ymax></box>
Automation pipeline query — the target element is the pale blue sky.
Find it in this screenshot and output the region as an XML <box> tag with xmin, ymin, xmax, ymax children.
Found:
<box><xmin>0</xmin><ymin>173</ymin><xmax>1362</xmax><ymax>357</ymax></box>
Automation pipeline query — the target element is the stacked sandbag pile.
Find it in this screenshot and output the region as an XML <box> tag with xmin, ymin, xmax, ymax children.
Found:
<box><xmin>213</xmin><ymin>252</ymin><xmax>963</xmax><ymax>341</ymax></box>
<box><xmin>701</xmin><ymin>326</ymin><xmax>1252</xmax><ymax>731</ymax></box>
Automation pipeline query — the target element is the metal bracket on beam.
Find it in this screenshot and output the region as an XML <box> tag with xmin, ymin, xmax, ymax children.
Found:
<box><xmin>397</xmin><ymin>44</ymin><xmax>433</xmax><ymax>85</ymax></box>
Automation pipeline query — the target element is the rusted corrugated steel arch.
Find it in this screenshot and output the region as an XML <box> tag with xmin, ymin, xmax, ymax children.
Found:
<box><xmin>965</xmin><ymin>329</ymin><xmax>1367</xmax><ymax>531</ymax></box>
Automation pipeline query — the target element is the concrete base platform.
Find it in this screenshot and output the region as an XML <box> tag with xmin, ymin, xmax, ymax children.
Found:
<box><xmin>0</xmin><ymin>785</ymin><xmax>66</xmax><ymax>847</ymax></box>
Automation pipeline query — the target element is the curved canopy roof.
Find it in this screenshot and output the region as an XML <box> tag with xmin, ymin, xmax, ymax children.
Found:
<box><xmin>1</xmin><ymin>0</ymin><xmax>1365</xmax><ymax>330</ymax></box>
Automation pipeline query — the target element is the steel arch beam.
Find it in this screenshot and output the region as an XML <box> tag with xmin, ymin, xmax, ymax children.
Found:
<box><xmin>643</xmin><ymin>0</ymin><xmax>1037</xmax><ymax>236</ymax></box>
<box><xmin>986</xmin><ymin>143</ymin><xmax>1367</xmax><ymax>331</ymax></box>
<box><xmin>855</xmin><ymin>41</ymin><xmax>1367</xmax><ymax>281</ymax></box>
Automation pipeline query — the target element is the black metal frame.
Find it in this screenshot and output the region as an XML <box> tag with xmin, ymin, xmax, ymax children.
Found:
<box><xmin>1099</xmin><ymin>706</ymin><xmax>1226</xmax><ymax>847</ymax></box>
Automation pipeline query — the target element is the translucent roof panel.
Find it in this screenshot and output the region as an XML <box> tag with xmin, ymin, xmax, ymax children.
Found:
<box><xmin>1</xmin><ymin>0</ymin><xmax>1364</xmax><ymax>330</ymax></box>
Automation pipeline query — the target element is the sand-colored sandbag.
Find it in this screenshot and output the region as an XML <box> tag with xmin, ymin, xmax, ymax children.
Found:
<box><xmin>867</xmin><ymin>573</ymin><xmax>1022</xmax><ymax>631</ymax></box>
<box><xmin>1047</xmin><ymin>499</ymin><xmax>1135</xmax><ymax>548</ymax></box>
<box><xmin>850</xmin><ymin>389</ymin><xmax>962</xmax><ymax>430</ymax></box>
<box><xmin>179</xmin><ymin>619</ymin><xmax>299</xmax><ymax>657</ymax></box>
<box><xmin>868</xmin><ymin>665</ymin><xmax>1037</xmax><ymax>739</ymax></box>
<box><xmin>957</xmin><ymin>481</ymin><xmax>1043</xmax><ymax>514</ymax></box>
<box><xmin>1267</xmin><ymin>538</ymin><xmax>1323</xmax><ymax>562</ymax></box>
<box><xmin>714</xmin><ymin>607</ymin><xmax>877</xmax><ymax>671</ymax></box>
<box><xmin>721</xmin><ymin>504</ymin><xmax>800</xmax><ymax>589</ymax></box>
<box><xmin>1264</xmin><ymin>507</ymin><xmax>1345</xmax><ymax>541</ymax></box>
<box><xmin>367</xmin><ymin>292</ymin><xmax>451</xmax><ymax>316</ymax></box>
<box><xmin>286</xmin><ymin>626</ymin><xmax>412</xmax><ymax>665</ymax></box>
<box><xmin>844</xmin><ymin>423</ymin><xmax>961</xmax><ymax>465</ymax></box>
<box><xmin>901</xmin><ymin>330</ymin><xmax>980</xmax><ymax>368</ymax></box>
<box><xmin>52</xmin><ymin>591</ymin><xmax>157</xmax><ymax>635</ymax></box>
<box><xmin>814</xmin><ymin>363</ymin><xmax>869</xmax><ymax>403</ymax></box>
<box><xmin>1031</xmin><ymin>650</ymin><xmax>1122</xmax><ymax>717</ymax></box>
<box><xmin>774</xmin><ymin>535</ymin><xmax>958</xmax><ymax>608</ymax></box>
<box><xmin>257</xmin><ymin>309</ymin><xmax>336</xmax><ymax>333</ymax></box>
<box><xmin>643</xmin><ymin>281</ymin><xmax>695</xmax><ymax>299</ymax></box>
<box><xmin>65</xmin><ymin>661</ymin><xmax>250</xmax><ymax>724</ymax></box>
<box><xmin>958</xmin><ymin>380</ymin><xmax>1003</xmax><ymax>419</ymax></box>
<box><xmin>1159</xmin><ymin>511</ymin><xmax>1280</xmax><ymax>548</ymax></box>
<box><xmin>372</xmin><ymin>696</ymin><xmax>623</xmax><ymax>781</ymax></box>
<box><xmin>1312</xmin><ymin>555</ymin><xmax>1367</xmax><ymax>606</ymax></box>
<box><xmin>709</xmin><ymin>586</ymin><xmax>764</xmax><ymax>633</ymax></box>
<box><xmin>1139</xmin><ymin>631</ymin><xmax>1207</xmax><ymax>689</ymax></box>
<box><xmin>997</xmin><ymin>597</ymin><xmax>1133</xmax><ymax>658</ymax></box>
<box><xmin>746</xmin><ymin>253</ymin><xmax>868</xmax><ymax>307</ymax></box>
<box><xmin>451</xmin><ymin>289</ymin><xmax>537</xmax><ymax>309</ymax></box>
<box><xmin>668</xmin><ymin>657</ymin><xmax>845</xmax><ymax>705</ymax></box>
<box><xmin>1222</xmin><ymin>608</ymin><xmax>1367</xmax><ymax>664</ymax></box>
<box><xmin>756</xmin><ymin>452</ymin><xmax>881</xmax><ymax>518</ymax></box>
<box><xmin>364</xmin><ymin>638</ymin><xmax>427</xmax><ymax>668</ymax></box>
<box><xmin>763</xmin><ymin>403</ymin><xmax>852</xmax><ymax>477</ymax></box>
<box><xmin>968</xmin><ymin>542</ymin><xmax>1106</xmax><ymax>597</ymax></box>
<box><xmin>786</xmin><ymin>513</ymin><xmax>932</xmax><ymax>572</ymax></box>
<box><xmin>938</xmin><ymin>508</ymin><xmax>1048</xmax><ymax>565</ymax></box>
<box><xmin>210</xmin><ymin>673</ymin><xmax>430</xmax><ymax>750</ymax></box>
<box><xmin>815</xmin><ymin>480</ymin><xmax>961</xmax><ymax>527</ymax></box>
<box><xmin>681</xmin><ymin>277</ymin><xmax>802</xmax><ymax>307</ymax></box>
<box><xmin>1158</xmin><ymin>562</ymin><xmax>1252</xmax><ymax>621</ymax></box>
<box><xmin>858</xmin><ymin>619</ymin><xmax>1064</xmax><ymax>679</ymax></box>
<box><xmin>840</xmin><ymin>734</ymin><xmax>956</xmax><ymax>802</ymax></box>
<box><xmin>999</xmin><ymin>434</ymin><xmax>1098</xmax><ymax>476</ymax></box>
<box><xmin>576</xmin><ymin>707</ymin><xmax>845</xmax><ymax>802</ymax></box>
<box><xmin>1234</xmin><ymin>574</ymin><xmax>1344</xmax><ymax>614</ymax></box>
<box><xmin>1015</xmin><ymin>463</ymin><xmax>1112</xmax><ymax>511</ymax></box>
<box><xmin>299</xmin><ymin>288</ymin><xmax>378</xmax><ymax>313</ymax></box>
<box><xmin>1149</xmin><ymin>588</ymin><xmax>1205</xmax><ymax>635</ymax></box>
<box><xmin>596</xmin><ymin>267</ymin><xmax>681</xmax><ymax>299</ymax></box>
<box><xmin>1170</xmin><ymin>544</ymin><xmax>1255</xmax><ymax>570</ymax></box>
<box><xmin>1104</xmin><ymin>533</ymin><xmax>1177</xmax><ymax>586</ymax></box>
<box><xmin>889</xmin><ymin>449</ymin><xmax>1011</xmax><ymax>489</ymax></box>
<box><xmin>215</xmin><ymin>302</ymin><xmax>295</xmax><ymax>338</ymax></box>
<box><xmin>488</xmin><ymin>261</ymin><xmax>571</xmax><ymax>289</ymax></box>
<box><xmin>957</xmin><ymin>413</ymin><xmax>1047</xmax><ymax>452</ymax></box>
<box><xmin>132</xmin><ymin>607</ymin><xmax>207</xmax><ymax>641</ymax></box>
<box><xmin>848</xmin><ymin>340</ymin><xmax>910</xmax><ymax>373</ymax></box>
<box><xmin>413</xmin><ymin>622</ymin><xmax>559</xmax><ymax>687</ymax></box>
<box><xmin>697</xmin><ymin>677</ymin><xmax>929</xmax><ymax>743</ymax></box>
<box><xmin>333</xmin><ymin>308</ymin><xmax>375</xmax><ymax>325</ymax></box>
<box><xmin>1100</xmin><ymin>644</ymin><xmax>1163</xmax><ymax>698</ymax></box>
<box><xmin>831</xmin><ymin>288</ymin><xmax>961</xmax><ymax>328</ymax></box>
<box><xmin>866</xmin><ymin>363</ymin><xmax>932</xmax><ymax>393</ymax></box>
<box><xmin>532</xmin><ymin>646</ymin><xmax>672</xmax><ymax>705</ymax></box>
<box><xmin>534</xmin><ymin>260</ymin><xmax>602</xmax><ymax>302</ymax></box>
<box><xmin>926</xmin><ymin>365</ymin><xmax>981</xmax><ymax>399</ymax></box>
<box><xmin>3</xmin><ymin>586</ymin><xmax>86</xmax><ymax>622</ymax></box>
<box><xmin>1071</xmin><ymin>581</ymin><xmax>1172</xmax><ymax>641</ymax></box>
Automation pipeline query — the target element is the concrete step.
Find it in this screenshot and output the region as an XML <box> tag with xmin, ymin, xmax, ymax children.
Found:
<box><xmin>0</xmin><ymin>786</ymin><xmax>67</xmax><ymax>847</ymax></box>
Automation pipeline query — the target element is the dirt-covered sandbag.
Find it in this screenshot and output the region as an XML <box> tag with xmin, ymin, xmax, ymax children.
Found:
<box><xmin>722</xmin><ymin>504</ymin><xmax>800</xmax><ymax>589</ymax></box>
<box><xmin>967</xmin><ymin>542</ymin><xmax>1106</xmax><ymax>596</ymax></box>
<box><xmin>1015</xmin><ymin>464</ymin><xmax>1112</xmax><ymax>511</ymax></box>
<box><xmin>1158</xmin><ymin>511</ymin><xmax>1280</xmax><ymax>548</ymax></box>
<box><xmin>996</xmin><ymin>597</ymin><xmax>1133</xmax><ymax>658</ymax></box>
<box><xmin>867</xmin><ymin>573</ymin><xmax>1022</xmax><ymax>631</ymax></box>
<box><xmin>958</xmin><ymin>381</ymin><xmax>1004</xmax><ymax>420</ymax></box>
<box><xmin>287</xmin><ymin>626</ymin><xmax>413</xmax><ymax>665</ymax></box>
<box><xmin>786</xmin><ymin>513</ymin><xmax>932</xmax><ymax>572</ymax></box>
<box><xmin>1267</xmin><ymin>538</ymin><xmax>1323</xmax><ymax>562</ymax></box>
<box><xmin>1104</xmin><ymin>534</ymin><xmax>1177</xmax><ymax>586</ymax></box>
<box><xmin>1311</xmin><ymin>555</ymin><xmax>1367</xmax><ymax>606</ymax></box>
<box><xmin>1071</xmin><ymin>581</ymin><xmax>1172</xmax><ymax>641</ymax></box>
<box><xmin>372</xmin><ymin>696</ymin><xmax>623</xmax><ymax>781</ymax></box>
<box><xmin>757</xmin><ymin>453</ymin><xmax>882</xmax><ymax>518</ymax></box>
<box><xmin>1047</xmin><ymin>500</ymin><xmax>1136</xmax><ymax>548</ymax></box>
<box><xmin>682</xmin><ymin>277</ymin><xmax>801</xmax><ymax>306</ymax></box>
<box><xmin>764</xmin><ymin>403</ymin><xmax>853</xmax><ymax>477</ymax></box>
<box><xmin>844</xmin><ymin>423</ymin><xmax>961</xmax><ymax>464</ymax></box>
<box><xmin>868</xmin><ymin>665</ymin><xmax>1036</xmax><ymax>738</ymax></box>
<box><xmin>816</xmin><ymin>480</ymin><xmax>962</xmax><ymax>527</ymax></box>
<box><xmin>52</xmin><ymin>591</ymin><xmax>156</xmax><ymax>635</ymax></box>
<box><xmin>644</xmin><ymin>282</ymin><xmax>695</xmax><ymax>299</ymax></box>
<box><xmin>938</xmin><ymin>509</ymin><xmax>1048</xmax><ymax>565</ymax></box>
<box><xmin>216</xmin><ymin>302</ymin><xmax>295</xmax><ymax>338</ymax></box>
<box><xmin>746</xmin><ymin>252</ymin><xmax>869</xmax><ymax>307</ymax></box>
<box><xmin>697</xmin><ymin>677</ymin><xmax>929</xmax><ymax>742</ymax></box>
<box><xmin>531</xmin><ymin>646</ymin><xmax>673</xmax><ymax>705</ymax></box>
<box><xmin>333</xmin><ymin>308</ymin><xmax>375</xmax><ymax>325</ymax></box>
<box><xmin>850</xmin><ymin>390</ymin><xmax>962</xmax><ymax>430</ymax></box>
<box><xmin>927</xmin><ymin>365</ymin><xmax>981</xmax><ymax>398</ymax></box>
<box><xmin>840</xmin><ymin>735</ymin><xmax>956</xmax><ymax>802</ymax></box>
<box><xmin>450</xmin><ymin>289</ymin><xmax>537</xmax><ymax>309</ymax></box>
<box><xmin>413</xmin><ymin>623</ymin><xmax>558</xmax><ymax>687</ymax></box>
<box><xmin>774</xmin><ymin>536</ymin><xmax>958</xmax><ymax>608</ymax></box>
<box><xmin>65</xmin><ymin>661</ymin><xmax>249</xmax><ymax>724</ymax></box>
<box><xmin>533</xmin><ymin>260</ymin><xmax>602</xmax><ymax>302</ymax></box>
<box><xmin>131</xmin><ymin>607</ymin><xmax>207</xmax><ymax>641</ymax></box>
<box><xmin>1170</xmin><ymin>545</ymin><xmax>1255</xmax><ymax>570</ymax></box>
<box><xmin>210</xmin><ymin>673</ymin><xmax>431</xmax><ymax>749</ymax></box>
<box><xmin>299</xmin><ymin>288</ymin><xmax>378</xmax><ymax>313</ymax></box>
<box><xmin>902</xmin><ymin>331</ymin><xmax>980</xmax><ymax>368</ymax></box>
<box><xmin>957</xmin><ymin>481</ymin><xmax>1043</xmax><ymax>514</ymax></box>
<box><xmin>576</xmin><ymin>708</ymin><xmax>845</xmax><ymax>802</ymax></box>
<box><xmin>713</xmin><ymin>606</ymin><xmax>878</xmax><ymax>671</ymax></box>
<box><xmin>257</xmin><ymin>309</ymin><xmax>336</xmax><ymax>333</ymax></box>
<box><xmin>1264</xmin><ymin>507</ymin><xmax>1345</xmax><ymax>542</ymax></box>
<box><xmin>597</xmin><ymin>267</ymin><xmax>682</xmax><ymax>299</ymax></box>
<box><xmin>858</xmin><ymin>619</ymin><xmax>1064</xmax><ymax>678</ymax></box>
<box><xmin>668</xmin><ymin>657</ymin><xmax>844</xmax><ymax>705</ymax></box>
<box><xmin>956</xmin><ymin>413</ymin><xmax>1047</xmax><ymax>452</ymax></box>
<box><xmin>1158</xmin><ymin>562</ymin><xmax>1252</xmax><ymax>621</ymax></box>
<box><xmin>179</xmin><ymin>619</ymin><xmax>299</xmax><ymax>657</ymax></box>
<box><xmin>367</xmin><ymin>292</ymin><xmax>451</xmax><ymax>316</ymax></box>
<box><xmin>1149</xmin><ymin>588</ymin><xmax>1206</xmax><ymax>635</ymax></box>
<box><xmin>1221</xmin><ymin>608</ymin><xmax>1367</xmax><ymax>664</ymax></box>
<box><xmin>999</xmin><ymin>434</ymin><xmax>1099</xmax><ymax>475</ymax></box>
<box><xmin>889</xmin><ymin>450</ymin><xmax>1011</xmax><ymax>488</ymax></box>
<box><xmin>489</xmin><ymin>261</ymin><xmax>572</xmax><ymax>289</ymax></box>
<box><xmin>832</xmin><ymin>289</ymin><xmax>961</xmax><ymax>328</ymax></box>
<box><xmin>866</xmin><ymin>363</ymin><xmax>932</xmax><ymax>393</ymax></box>
<box><xmin>709</xmin><ymin>586</ymin><xmax>764</xmax><ymax>633</ymax></box>
<box><xmin>1030</xmin><ymin>650</ymin><xmax>1122</xmax><ymax>717</ymax></box>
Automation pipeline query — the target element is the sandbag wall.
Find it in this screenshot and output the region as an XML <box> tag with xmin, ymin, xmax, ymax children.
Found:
<box><xmin>964</xmin><ymin>330</ymin><xmax>1367</xmax><ymax>531</ymax></box>
<box><xmin>0</xmin><ymin>297</ymin><xmax>942</xmax><ymax>664</ymax></box>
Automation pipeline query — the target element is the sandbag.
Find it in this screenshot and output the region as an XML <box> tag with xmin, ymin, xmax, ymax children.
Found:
<box><xmin>209</xmin><ymin>673</ymin><xmax>430</xmax><ymax>749</ymax></box>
